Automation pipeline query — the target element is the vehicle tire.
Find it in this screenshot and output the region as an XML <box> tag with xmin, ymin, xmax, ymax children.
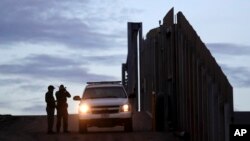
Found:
<box><xmin>79</xmin><ymin>120</ymin><xmax>87</xmax><ymax>133</ymax></box>
<box><xmin>124</xmin><ymin>118</ymin><xmax>133</xmax><ymax>132</ymax></box>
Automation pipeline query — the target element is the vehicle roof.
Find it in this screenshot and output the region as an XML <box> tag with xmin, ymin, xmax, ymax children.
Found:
<box><xmin>86</xmin><ymin>83</ymin><xmax>124</xmax><ymax>89</ymax></box>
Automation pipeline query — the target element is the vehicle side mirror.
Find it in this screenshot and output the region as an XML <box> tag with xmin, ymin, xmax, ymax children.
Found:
<box><xmin>73</xmin><ymin>96</ymin><xmax>81</xmax><ymax>101</ymax></box>
<box><xmin>128</xmin><ymin>93</ymin><xmax>136</xmax><ymax>98</ymax></box>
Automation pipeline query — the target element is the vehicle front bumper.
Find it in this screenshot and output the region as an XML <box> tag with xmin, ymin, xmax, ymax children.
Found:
<box><xmin>79</xmin><ymin>111</ymin><xmax>132</xmax><ymax>120</ymax></box>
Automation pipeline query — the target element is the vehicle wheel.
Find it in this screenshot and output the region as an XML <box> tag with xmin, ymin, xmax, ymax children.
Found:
<box><xmin>124</xmin><ymin>118</ymin><xmax>133</xmax><ymax>132</ymax></box>
<box><xmin>79</xmin><ymin>120</ymin><xmax>87</xmax><ymax>133</ymax></box>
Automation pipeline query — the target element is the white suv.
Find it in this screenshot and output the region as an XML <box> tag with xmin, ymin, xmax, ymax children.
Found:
<box><xmin>73</xmin><ymin>81</ymin><xmax>133</xmax><ymax>133</ymax></box>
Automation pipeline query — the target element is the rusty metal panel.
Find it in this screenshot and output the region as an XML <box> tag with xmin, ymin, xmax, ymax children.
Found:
<box><xmin>176</xmin><ymin>11</ymin><xmax>233</xmax><ymax>141</ymax></box>
<box><xmin>163</xmin><ymin>7</ymin><xmax>174</xmax><ymax>27</ymax></box>
<box><xmin>123</xmin><ymin>8</ymin><xmax>233</xmax><ymax>141</ymax></box>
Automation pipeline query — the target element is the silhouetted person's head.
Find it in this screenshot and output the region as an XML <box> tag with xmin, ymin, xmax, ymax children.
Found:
<box><xmin>48</xmin><ymin>85</ymin><xmax>55</xmax><ymax>92</ymax></box>
<box><xmin>59</xmin><ymin>84</ymin><xmax>66</xmax><ymax>91</ymax></box>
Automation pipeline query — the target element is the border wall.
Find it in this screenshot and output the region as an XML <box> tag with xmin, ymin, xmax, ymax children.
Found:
<box><xmin>122</xmin><ymin>8</ymin><xmax>233</xmax><ymax>141</ymax></box>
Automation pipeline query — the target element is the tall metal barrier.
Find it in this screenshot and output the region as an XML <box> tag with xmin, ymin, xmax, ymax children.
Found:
<box><xmin>122</xmin><ymin>22</ymin><xmax>142</xmax><ymax>111</ymax></box>
<box><xmin>123</xmin><ymin>8</ymin><xmax>233</xmax><ymax>141</ymax></box>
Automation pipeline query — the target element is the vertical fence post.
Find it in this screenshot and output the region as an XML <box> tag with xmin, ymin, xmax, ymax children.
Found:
<box><xmin>152</xmin><ymin>91</ymin><xmax>156</xmax><ymax>131</ymax></box>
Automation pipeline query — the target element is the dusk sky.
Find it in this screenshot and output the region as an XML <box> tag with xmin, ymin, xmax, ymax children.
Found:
<box><xmin>0</xmin><ymin>0</ymin><xmax>250</xmax><ymax>115</ymax></box>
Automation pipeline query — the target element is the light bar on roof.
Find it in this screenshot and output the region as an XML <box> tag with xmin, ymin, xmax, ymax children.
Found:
<box><xmin>86</xmin><ymin>81</ymin><xmax>122</xmax><ymax>85</ymax></box>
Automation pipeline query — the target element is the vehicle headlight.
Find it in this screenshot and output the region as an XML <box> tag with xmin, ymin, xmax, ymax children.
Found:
<box><xmin>122</xmin><ymin>104</ymin><xmax>129</xmax><ymax>112</ymax></box>
<box><xmin>79</xmin><ymin>104</ymin><xmax>90</xmax><ymax>113</ymax></box>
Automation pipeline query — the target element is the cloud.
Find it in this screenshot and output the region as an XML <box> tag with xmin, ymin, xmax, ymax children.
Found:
<box><xmin>0</xmin><ymin>0</ymin><xmax>142</xmax><ymax>115</ymax></box>
<box><xmin>207</xmin><ymin>43</ymin><xmax>250</xmax><ymax>56</ymax></box>
<box><xmin>0</xmin><ymin>0</ymin><xmax>140</xmax><ymax>50</ymax></box>
<box><xmin>81</xmin><ymin>55</ymin><xmax>126</xmax><ymax>65</ymax></box>
<box><xmin>205</xmin><ymin>43</ymin><xmax>250</xmax><ymax>88</ymax></box>
<box><xmin>221</xmin><ymin>64</ymin><xmax>250</xmax><ymax>87</ymax></box>
<box><xmin>0</xmin><ymin>54</ymin><xmax>121</xmax><ymax>84</ymax></box>
<box><xmin>0</xmin><ymin>78</ymin><xmax>24</xmax><ymax>86</ymax></box>
<box><xmin>0</xmin><ymin>101</ymin><xmax>9</xmax><ymax>107</ymax></box>
<box><xmin>18</xmin><ymin>84</ymin><xmax>45</xmax><ymax>92</ymax></box>
<box><xmin>0</xmin><ymin>95</ymin><xmax>49</xmax><ymax>115</ymax></box>
<box><xmin>0</xmin><ymin>8</ymin><xmax>112</xmax><ymax>49</ymax></box>
<box><xmin>0</xmin><ymin>101</ymin><xmax>22</xmax><ymax>114</ymax></box>
<box><xmin>21</xmin><ymin>104</ymin><xmax>45</xmax><ymax>114</ymax></box>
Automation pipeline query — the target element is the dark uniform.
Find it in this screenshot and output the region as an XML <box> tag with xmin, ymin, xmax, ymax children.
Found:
<box><xmin>56</xmin><ymin>85</ymin><xmax>71</xmax><ymax>133</ymax></box>
<box><xmin>45</xmin><ymin>85</ymin><xmax>56</xmax><ymax>134</ymax></box>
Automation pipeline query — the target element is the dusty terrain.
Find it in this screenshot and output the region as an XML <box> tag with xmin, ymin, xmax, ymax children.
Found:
<box><xmin>0</xmin><ymin>112</ymin><xmax>178</xmax><ymax>141</ymax></box>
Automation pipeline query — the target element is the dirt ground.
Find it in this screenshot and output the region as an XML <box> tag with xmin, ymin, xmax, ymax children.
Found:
<box><xmin>0</xmin><ymin>112</ymin><xmax>179</xmax><ymax>141</ymax></box>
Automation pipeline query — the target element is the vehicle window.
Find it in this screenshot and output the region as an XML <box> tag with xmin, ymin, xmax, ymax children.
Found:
<box><xmin>83</xmin><ymin>87</ymin><xmax>126</xmax><ymax>99</ymax></box>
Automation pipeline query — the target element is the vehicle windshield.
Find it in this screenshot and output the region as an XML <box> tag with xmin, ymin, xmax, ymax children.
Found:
<box><xmin>82</xmin><ymin>87</ymin><xmax>127</xmax><ymax>99</ymax></box>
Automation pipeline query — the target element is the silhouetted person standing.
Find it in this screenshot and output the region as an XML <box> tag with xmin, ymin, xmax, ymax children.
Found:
<box><xmin>56</xmin><ymin>84</ymin><xmax>71</xmax><ymax>133</ymax></box>
<box><xmin>45</xmin><ymin>85</ymin><xmax>56</xmax><ymax>134</ymax></box>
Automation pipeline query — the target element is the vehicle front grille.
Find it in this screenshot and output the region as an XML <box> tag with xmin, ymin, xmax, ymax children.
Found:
<box><xmin>91</xmin><ymin>105</ymin><xmax>119</xmax><ymax>108</ymax></box>
<box><xmin>92</xmin><ymin>109</ymin><xmax>119</xmax><ymax>114</ymax></box>
<box><xmin>91</xmin><ymin>105</ymin><xmax>120</xmax><ymax>114</ymax></box>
